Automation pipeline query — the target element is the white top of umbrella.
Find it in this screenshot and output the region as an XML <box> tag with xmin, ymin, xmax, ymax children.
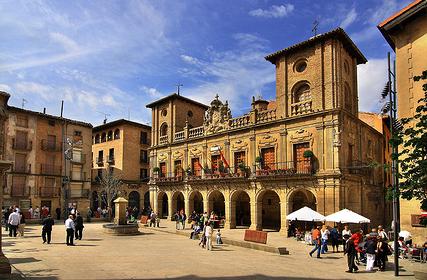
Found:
<box><xmin>286</xmin><ymin>206</ymin><xmax>325</xmax><ymax>222</ymax></box>
<box><xmin>324</xmin><ymin>209</ymin><xmax>370</xmax><ymax>224</ymax></box>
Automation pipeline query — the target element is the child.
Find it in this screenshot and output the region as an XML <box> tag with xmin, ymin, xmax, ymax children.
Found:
<box><xmin>216</xmin><ymin>229</ymin><xmax>223</xmax><ymax>245</ymax></box>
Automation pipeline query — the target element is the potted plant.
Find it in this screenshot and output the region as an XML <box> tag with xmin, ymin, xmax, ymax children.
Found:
<box><xmin>185</xmin><ymin>167</ymin><xmax>192</xmax><ymax>176</ymax></box>
<box><xmin>303</xmin><ymin>150</ymin><xmax>314</xmax><ymax>158</ymax></box>
<box><xmin>238</xmin><ymin>163</ymin><xmax>246</xmax><ymax>176</ymax></box>
<box><xmin>255</xmin><ymin>156</ymin><xmax>263</xmax><ymax>175</ymax></box>
<box><xmin>152</xmin><ymin>167</ymin><xmax>160</xmax><ymax>178</ymax></box>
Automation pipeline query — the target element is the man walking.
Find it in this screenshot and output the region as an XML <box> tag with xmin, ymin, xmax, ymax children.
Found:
<box><xmin>74</xmin><ymin>213</ymin><xmax>84</xmax><ymax>240</ymax></box>
<box><xmin>65</xmin><ymin>215</ymin><xmax>75</xmax><ymax>246</ymax></box>
<box><xmin>309</xmin><ymin>226</ymin><xmax>321</xmax><ymax>258</ymax></box>
<box><xmin>344</xmin><ymin>237</ymin><xmax>359</xmax><ymax>273</ymax></box>
<box><xmin>8</xmin><ymin>210</ymin><xmax>20</xmax><ymax>237</ymax></box>
<box><xmin>42</xmin><ymin>214</ymin><xmax>55</xmax><ymax>244</ymax></box>
<box><xmin>205</xmin><ymin>222</ymin><xmax>213</xmax><ymax>251</ymax></box>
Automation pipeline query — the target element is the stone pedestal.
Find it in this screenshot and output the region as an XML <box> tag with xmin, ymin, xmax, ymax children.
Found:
<box><xmin>114</xmin><ymin>197</ymin><xmax>128</xmax><ymax>225</ymax></box>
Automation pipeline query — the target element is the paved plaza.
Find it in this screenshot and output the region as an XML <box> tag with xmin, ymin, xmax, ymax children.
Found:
<box><xmin>2</xmin><ymin>222</ymin><xmax>426</xmax><ymax>280</ymax></box>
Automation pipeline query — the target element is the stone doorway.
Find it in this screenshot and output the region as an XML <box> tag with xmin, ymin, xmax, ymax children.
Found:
<box><xmin>259</xmin><ymin>190</ymin><xmax>281</xmax><ymax>230</ymax></box>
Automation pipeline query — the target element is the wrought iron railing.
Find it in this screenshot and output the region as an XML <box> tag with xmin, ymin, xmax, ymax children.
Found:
<box><xmin>254</xmin><ymin>160</ymin><xmax>313</xmax><ymax>176</ymax></box>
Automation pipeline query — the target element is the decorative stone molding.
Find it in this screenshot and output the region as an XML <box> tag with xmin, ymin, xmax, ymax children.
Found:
<box><xmin>289</xmin><ymin>129</ymin><xmax>313</xmax><ymax>144</ymax></box>
<box><xmin>173</xmin><ymin>150</ymin><xmax>183</xmax><ymax>159</ymax></box>
<box><xmin>204</xmin><ymin>94</ymin><xmax>232</xmax><ymax>135</ymax></box>
<box><xmin>189</xmin><ymin>147</ymin><xmax>202</xmax><ymax>157</ymax></box>
<box><xmin>158</xmin><ymin>153</ymin><xmax>168</xmax><ymax>162</ymax></box>
<box><xmin>231</xmin><ymin>139</ymin><xmax>248</xmax><ymax>151</ymax></box>
<box><xmin>258</xmin><ymin>134</ymin><xmax>277</xmax><ymax>147</ymax></box>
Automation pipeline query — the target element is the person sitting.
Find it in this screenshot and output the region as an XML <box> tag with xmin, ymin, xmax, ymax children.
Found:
<box><xmin>423</xmin><ymin>241</ymin><xmax>427</xmax><ymax>263</ymax></box>
<box><xmin>398</xmin><ymin>237</ymin><xmax>409</xmax><ymax>258</ymax></box>
<box><xmin>190</xmin><ymin>223</ymin><xmax>201</xmax><ymax>240</ymax></box>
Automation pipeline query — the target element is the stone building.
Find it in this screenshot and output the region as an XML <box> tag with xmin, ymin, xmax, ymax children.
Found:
<box><xmin>147</xmin><ymin>28</ymin><xmax>386</xmax><ymax>233</ymax></box>
<box><xmin>378</xmin><ymin>0</ymin><xmax>427</xmax><ymax>242</ymax></box>
<box><xmin>3</xmin><ymin>100</ymin><xmax>92</xmax><ymax>217</ymax></box>
<box><xmin>91</xmin><ymin>119</ymin><xmax>151</xmax><ymax>212</ymax></box>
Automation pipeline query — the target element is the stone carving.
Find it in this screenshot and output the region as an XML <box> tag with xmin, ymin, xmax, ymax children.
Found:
<box><xmin>158</xmin><ymin>153</ymin><xmax>168</xmax><ymax>161</ymax></box>
<box><xmin>290</xmin><ymin>129</ymin><xmax>313</xmax><ymax>143</ymax></box>
<box><xmin>259</xmin><ymin>134</ymin><xmax>277</xmax><ymax>147</ymax></box>
<box><xmin>204</xmin><ymin>94</ymin><xmax>232</xmax><ymax>135</ymax></box>
<box><xmin>189</xmin><ymin>147</ymin><xmax>202</xmax><ymax>156</ymax></box>
<box><xmin>173</xmin><ymin>150</ymin><xmax>183</xmax><ymax>159</ymax></box>
<box><xmin>232</xmin><ymin>139</ymin><xmax>248</xmax><ymax>150</ymax></box>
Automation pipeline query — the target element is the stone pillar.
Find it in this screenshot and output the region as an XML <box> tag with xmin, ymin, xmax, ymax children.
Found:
<box><xmin>224</xmin><ymin>140</ymin><xmax>230</xmax><ymax>169</ymax></box>
<box><xmin>202</xmin><ymin>145</ymin><xmax>207</xmax><ymax>178</ymax></box>
<box><xmin>224</xmin><ymin>198</ymin><xmax>235</xmax><ymax>229</ymax></box>
<box><xmin>279</xmin><ymin>191</ymin><xmax>288</xmax><ymax>236</ymax></box>
<box><xmin>0</xmin><ymin>161</ymin><xmax>12</xmax><ymax>275</ymax></box>
<box><xmin>149</xmin><ymin>185</ymin><xmax>155</xmax><ymax>210</ymax></box>
<box><xmin>249</xmin><ymin>191</ymin><xmax>262</xmax><ymax>231</ymax></box>
<box><xmin>184</xmin><ymin>192</ymin><xmax>190</xmax><ymax>217</ymax></box>
<box><xmin>249</xmin><ymin>136</ymin><xmax>256</xmax><ymax>174</ymax></box>
<box><xmin>203</xmin><ymin>192</ymin><xmax>209</xmax><ymax>214</ymax></box>
<box><xmin>167</xmin><ymin>191</ymin><xmax>173</xmax><ymax>221</ymax></box>
<box><xmin>113</xmin><ymin>197</ymin><xmax>128</xmax><ymax>225</ymax></box>
<box><xmin>153</xmin><ymin>187</ymin><xmax>158</xmax><ymax>214</ymax></box>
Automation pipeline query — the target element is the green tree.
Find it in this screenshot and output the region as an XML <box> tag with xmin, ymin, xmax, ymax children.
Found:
<box><xmin>99</xmin><ymin>168</ymin><xmax>123</xmax><ymax>220</ymax></box>
<box><xmin>398</xmin><ymin>70</ymin><xmax>427</xmax><ymax>212</ymax></box>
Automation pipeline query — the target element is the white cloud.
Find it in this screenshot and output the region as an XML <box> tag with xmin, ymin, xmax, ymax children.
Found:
<box><xmin>340</xmin><ymin>8</ymin><xmax>357</xmax><ymax>29</ymax></box>
<box><xmin>0</xmin><ymin>84</ymin><xmax>11</xmax><ymax>92</ymax></box>
<box><xmin>249</xmin><ymin>4</ymin><xmax>294</xmax><ymax>18</ymax></box>
<box><xmin>139</xmin><ymin>86</ymin><xmax>164</xmax><ymax>99</ymax></box>
<box><xmin>357</xmin><ymin>58</ymin><xmax>388</xmax><ymax>112</ymax></box>
<box><xmin>180</xmin><ymin>55</ymin><xmax>201</xmax><ymax>65</ymax></box>
<box><xmin>49</xmin><ymin>32</ymin><xmax>79</xmax><ymax>52</ymax></box>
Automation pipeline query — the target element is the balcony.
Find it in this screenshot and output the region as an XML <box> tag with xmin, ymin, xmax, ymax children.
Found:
<box><xmin>69</xmin><ymin>188</ymin><xmax>90</xmax><ymax>199</ymax></box>
<box><xmin>11</xmin><ymin>184</ymin><xmax>27</xmax><ymax>197</ymax></box>
<box><xmin>12</xmin><ymin>164</ymin><xmax>31</xmax><ymax>174</ymax></box>
<box><xmin>96</xmin><ymin>157</ymin><xmax>104</xmax><ymax>166</ymax></box>
<box><xmin>106</xmin><ymin>155</ymin><xmax>115</xmax><ymax>165</ymax></box>
<box><xmin>39</xmin><ymin>187</ymin><xmax>60</xmax><ymax>198</ymax></box>
<box><xmin>159</xmin><ymin>135</ymin><xmax>168</xmax><ymax>145</ymax></box>
<box><xmin>291</xmin><ymin>101</ymin><xmax>312</xmax><ymax>116</ymax></box>
<box><xmin>193</xmin><ymin>166</ymin><xmax>251</xmax><ymax>181</ymax></box>
<box><xmin>40</xmin><ymin>164</ymin><xmax>62</xmax><ymax>175</ymax></box>
<box><xmin>152</xmin><ymin>172</ymin><xmax>184</xmax><ymax>183</ymax></box>
<box><xmin>174</xmin><ymin>131</ymin><xmax>185</xmax><ymax>141</ymax></box>
<box><xmin>41</xmin><ymin>140</ymin><xmax>62</xmax><ymax>152</ymax></box>
<box><xmin>12</xmin><ymin>139</ymin><xmax>32</xmax><ymax>151</ymax></box>
<box><xmin>188</xmin><ymin>126</ymin><xmax>204</xmax><ymax>138</ymax></box>
<box><xmin>70</xmin><ymin>153</ymin><xmax>86</xmax><ymax>165</ymax></box>
<box><xmin>254</xmin><ymin>160</ymin><xmax>313</xmax><ymax>177</ymax></box>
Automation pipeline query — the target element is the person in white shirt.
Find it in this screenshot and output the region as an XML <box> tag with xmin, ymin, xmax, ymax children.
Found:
<box><xmin>8</xmin><ymin>210</ymin><xmax>20</xmax><ymax>237</ymax></box>
<box><xmin>378</xmin><ymin>225</ymin><xmax>388</xmax><ymax>241</ymax></box>
<box><xmin>205</xmin><ymin>222</ymin><xmax>213</xmax><ymax>250</ymax></box>
<box><xmin>342</xmin><ymin>225</ymin><xmax>352</xmax><ymax>251</ymax></box>
<box><xmin>28</xmin><ymin>207</ymin><xmax>33</xmax><ymax>219</ymax></box>
<box><xmin>65</xmin><ymin>215</ymin><xmax>75</xmax><ymax>246</ymax></box>
<box><xmin>34</xmin><ymin>206</ymin><xmax>40</xmax><ymax>219</ymax></box>
<box><xmin>320</xmin><ymin>225</ymin><xmax>330</xmax><ymax>254</ymax></box>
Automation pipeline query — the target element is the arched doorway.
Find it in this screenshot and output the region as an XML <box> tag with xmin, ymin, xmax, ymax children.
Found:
<box><xmin>158</xmin><ymin>192</ymin><xmax>168</xmax><ymax>218</ymax></box>
<box><xmin>232</xmin><ymin>190</ymin><xmax>251</xmax><ymax>227</ymax></box>
<box><xmin>208</xmin><ymin>190</ymin><xmax>225</xmax><ymax>217</ymax></box>
<box><xmin>91</xmin><ymin>191</ymin><xmax>99</xmax><ymax>211</ymax></box>
<box><xmin>288</xmin><ymin>189</ymin><xmax>317</xmax><ymax>213</ymax></box>
<box><xmin>128</xmin><ymin>191</ymin><xmax>140</xmax><ymax>211</ymax></box>
<box><xmin>189</xmin><ymin>191</ymin><xmax>203</xmax><ymax>214</ymax></box>
<box><xmin>172</xmin><ymin>192</ymin><xmax>185</xmax><ymax>213</ymax></box>
<box><xmin>143</xmin><ymin>191</ymin><xmax>150</xmax><ymax>215</ymax></box>
<box><xmin>258</xmin><ymin>190</ymin><xmax>281</xmax><ymax>230</ymax></box>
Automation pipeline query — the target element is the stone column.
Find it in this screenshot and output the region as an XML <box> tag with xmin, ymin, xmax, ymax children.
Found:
<box><xmin>224</xmin><ymin>140</ymin><xmax>230</xmax><ymax>170</ymax></box>
<box><xmin>149</xmin><ymin>185</ymin><xmax>155</xmax><ymax>210</ymax></box>
<box><xmin>249</xmin><ymin>136</ymin><xmax>256</xmax><ymax>174</ymax></box>
<box><xmin>0</xmin><ymin>161</ymin><xmax>12</xmax><ymax>275</ymax></box>
<box><xmin>202</xmin><ymin>191</ymin><xmax>209</xmax><ymax>214</ymax></box>
<box><xmin>249</xmin><ymin>201</ymin><xmax>262</xmax><ymax>231</ymax></box>
<box><xmin>153</xmin><ymin>187</ymin><xmax>158</xmax><ymax>214</ymax></box>
<box><xmin>184</xmin><ymin>192</ymin><xmax>190</xmax><ymax>217</ymax></box>
<box><xmin>202</xmin><ymin>144</ymin><xmax>207</xmax><ymax>178</ymax></box>
<box><xmin>224</xmin><ymin>198</ymin><xmax>235</xmax><ymax>229</ymax></box>
<box><xmin>167</xmin><ymin>191</ymin><xmax>173</xmax><ymax>221</ymax></box>
<box><xmin>279</xmin><ymin>191</ymin><xmax>288</xmax><ymax>236</ymax></box>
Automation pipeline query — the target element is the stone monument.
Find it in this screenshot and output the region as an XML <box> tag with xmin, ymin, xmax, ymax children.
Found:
<box><xmin>102</xmin><ymin>197</ymin><xmax>139</xmax><ymax>235</ymax></box>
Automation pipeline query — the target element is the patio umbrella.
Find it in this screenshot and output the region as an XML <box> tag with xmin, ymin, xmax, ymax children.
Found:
<box><xmin>324</xmin><ymin>209</ymin><xmax>370</xmax><ymax>224</ymax></box>
<box><xmin>286</xmin><ymin>206</ymin><xmax>325</xmax><ymax>222</ymax></box>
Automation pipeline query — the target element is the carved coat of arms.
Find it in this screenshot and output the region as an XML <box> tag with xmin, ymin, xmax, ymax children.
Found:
<box><xmin>203</xmin><ymin>94</ymin><xmax>232</xmax><ymax>135</ymax></box>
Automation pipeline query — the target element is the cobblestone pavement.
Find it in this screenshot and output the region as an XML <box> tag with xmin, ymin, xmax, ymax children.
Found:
<box><xmin>2</xmin><ymin>222</ymin><xmax>426</xmax><ymax>280</ymax></box>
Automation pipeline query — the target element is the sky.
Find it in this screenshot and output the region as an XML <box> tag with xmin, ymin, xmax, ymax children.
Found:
<box><xmin>0</xmin><ymin>0</ymin><xmax>411</xmax><ymax>126</ymax></box>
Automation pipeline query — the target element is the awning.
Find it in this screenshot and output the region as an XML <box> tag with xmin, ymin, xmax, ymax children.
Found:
<box><xmin>324</xmin><ymin>209</ymin><xmax>370</xmax><ymax>224</ymax></box>
<box><xmin>286</xmin><ymin>206</ymin><xmax>325</xmax><ymax>222</ymax></box>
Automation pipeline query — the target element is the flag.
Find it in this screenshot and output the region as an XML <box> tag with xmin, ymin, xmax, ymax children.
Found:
<box><xmin>219</xmin><ymin>150</ymin><xmax>230</xmax><ymax>168</ymax></box>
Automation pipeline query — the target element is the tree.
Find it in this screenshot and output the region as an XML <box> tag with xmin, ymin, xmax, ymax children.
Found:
<box><xmin>397</xmin><ymin>70</ymin><xmax>427</xmax><ymax>213</ymax></box>
<box><xmin>99</xmin><ymin>168</ymin><xmax>123</xmax><ymax>220</ymax></box>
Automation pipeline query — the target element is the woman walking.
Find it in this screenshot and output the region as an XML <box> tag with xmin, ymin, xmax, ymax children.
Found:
<box><xmin>320</xmin><ymin>225</ymin><xmax>330</xmax><ymax>254</ymax></box>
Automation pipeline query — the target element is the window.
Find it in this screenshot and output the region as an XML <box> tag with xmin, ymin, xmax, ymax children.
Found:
<box><xmin>97</xmin><ymin>150</ymin><xmax>104</xmax><ymax>162</ymax></box>
<box><xmin>108</xmin><ymin>148</ymin><xmax>114</xmax><ymax>161</ymax></box>
<box><xmin>140</xmin><ymin>168</ymin><xmax>148</xmax><ymax>179</ymax></box>
<box><xmin>187</xmin><ymin>110</ymin><xmax>193</xmax><ymax>118</ymax></box>
<box><xmin>291</xmin><ymin>82</ymin><xmax>312</xmax><ymax>115</ymax></box>
<box><xmin>293</xmin><ymin>83</ymin><xmax>311</xmax><ymax>103</ymax></box>
<box><xmin>16</xmin><ymin>115</ymin><xmax>28</xmax><ymax>128</ymax></box>
<box><xmin>344</xmin><ymin>82</ymin><xmax>352</xmax><ymax>112</ymax></box>
<box><xmin>47</xmin><ymin>135</ymin><xmax>56</xmax><ymax>150</ymax></box>
<box><xmin>174</xmin><ymin>160</ymin><xmax>182</xmax><ymax>177</ymax></box>
<box><xmin>140</xmin><ymin>131</ymin><xmax>148</xmax><ymax>144</ymax></box>
<box><xmin>101</xmin><ymin>132</ymin><xmax>106</xmax><ymax>142</ymax></box>
<box><xmin>159</xmin><ymin>162</ymin><xmax>166</xmax><ymax>177</ymax></box>
<box><xmin>15</xmin><ymin>153</ymin><xmax>27</xmax><ymax>173</ymax></box>
<box><xmin>161</xmin><ymin>109</ymin><xmax>167</xmax><ymax>117</ymax></box>
<box><xmin>74</xmin><ymin>131</ymin><xmax>82</xmax><ymax>136</ymax></box>
<box><xmin>12</xmin><ymin>176</ymin><xmax>26</xmax><ymax>196</ymax></box>
<box><xmin>293</xmin><ymin>143</ymin><xmax>310</xmax><ymax>172</ymax></box>
<box><xmin>234</xmin><ymin>151</ymin><xmax>246</xmax><ymax>169</ymax></box>
<box><xmin>211</xmin><ymin>155</ymin><xmax>221</xmax><ymax>171</ymax></box>
<box><xmin>160</xmin><ymin>123</ymin><xmax>168</xmax><ymax>136</ymax></box>
<box><xmin>261</xmin><ymin>148</ymin><xmax>275</xmax><ymax>170</ymax></box>
<box><xmin>140</xmin><ymin>150</ymin><xmax>148</xmax><ymax>163</ymax></box>
<box><xmin>95</xmin><ymin>134</ymin><xmax>100</xmax><ymax>144</ymax></box>
<box><xmin>114</xmin><ymin>129</ymin><xmax>120</xmax><ymax>140</ymax></box>
<box><xmin>191</xmin><ymin>158</ymin><xmax>201</xmax><ymax>176</ymax></box>
<box><xmin>294</xmin><ymin>59</ymin><xmax>307</xmax><ymax>73</ymax></box>
<box><xmin>107</xmin><ymin>131</ymin><xmax>113</xmax><ymax>141</ymax></box>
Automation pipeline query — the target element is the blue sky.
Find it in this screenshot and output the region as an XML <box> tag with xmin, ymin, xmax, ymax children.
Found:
<box><xmin>0</xmin><ymin>0</ymin><xmax>411</xmax><ymax>126</ymax></box>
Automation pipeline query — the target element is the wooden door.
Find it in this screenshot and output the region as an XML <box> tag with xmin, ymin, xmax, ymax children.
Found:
<box><xmin>261</xmin><ymin>148</ymin><xmax>275</xmax><ymax>170</ymax></box>
<box><xmin>174</xmin><ymin>160</ymin><xmax>182</xmax><ymax>177</ymax></box>
<box><xmin>293</xmin><ymin>143</ymin><xmax>310</xmax><ymax>173</ymax></box>
<box><xmin>159</xmin><ymin>162</ymin><xmax>166</xmax><ymax>177</ymax></box>
<box><xmin>211</xmin><ymin>155</ymin><xmax>221</xmax><ymax>172</ymax></box>
<box><xmin>191</xmin><ymin>158</ymin><xmax>201</xmax><ymax>176</ymax></box>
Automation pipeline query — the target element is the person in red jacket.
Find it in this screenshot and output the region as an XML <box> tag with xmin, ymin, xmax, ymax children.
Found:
<box><xmin>351</xmin><ymin>229</ymin><xmax>363</xmax><ymax>263</ymax></box>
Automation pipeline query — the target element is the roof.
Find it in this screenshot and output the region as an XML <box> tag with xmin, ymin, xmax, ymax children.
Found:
<box><xmin>8</xmin><ymin>106</ymin><xmax>93</xmax><ymax>128</ymax></box>
<box><xmin>265</xmin><ymin>27</ymin><xmax>367</xmax><ymax>65</ymax></box>
<box><xmin>145</xmin><ymin>93</ymin><xmax>209</xmax><ymax>109</ymax></box>
<box><xmin>93</xmin><ymin>119</ymin><xmax>151</xmax><ymax>133</ymax></box>
<box><xmin>0</xmin><ymin>91</ymin><xmax>10</xmax><ymax>98</ymax></box>
<box><xmin>377</xmin><ymin>0</ymin><xmax>427</xmax><ymax>50</ymax></box>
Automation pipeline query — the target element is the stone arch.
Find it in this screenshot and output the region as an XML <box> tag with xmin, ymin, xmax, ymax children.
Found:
<box><xmin>189</xmin><ymin>190</ymin><xmax>203</xmax><ymax>214</ymax></box>
<box><xmin>107</xmin><ymin>130</ymin><xmax>113</xmax><ymax>141</ymax></box>
<box><xmin>101</xmin><ymin>132</ymin><xmax>106</xmax><ymax>142</ymax></box>
<box><xmin>172</xmin><ymin>191</ymin><xmax>185</xmax><ymax>213</ymax></box>
<box><xmin>292</xmin><ymin>81</ymin><xmax>311</xmax><ymax>103</ymax></box>
<box><xmin>207</xmin><ymin>190</ymin><xmax>225</xmax><ymax>217</ymax></box>
<box><xmin>230</xmin><ymin>190</ymin><xmax>251</xmax><ymax>228</ymax></box>
<box><xmin>114</xmin><ymin>129</ymin><xmax>120</xmax><ymax>139</ymax></box>
<box><xmin>143</xmin><ymin>191</ymin><xmax>151</xmax><ymax>215</ymax></box>
<box><xmin>128</xmin><ymin>191</ymin><xmax>140</xmax><ymax>211</ymax></box>
<box><xmin>287</xmin><ymin>189</ymin><xmax>317</xmax><ymax>213</ymax></box>
<box><xmin>256</xmin><ymin>189</ymin><xmax>281</xmax><ymax>231</ymax></box>
<box><xmin>158</xmin><ymin>191</ymin><xmax>169</xmax><ymax>218</ymax></box>
<box><xmin>94</xmin><ymin>134</ymin><xmax>100</xmax><ymax>144</ymax></box>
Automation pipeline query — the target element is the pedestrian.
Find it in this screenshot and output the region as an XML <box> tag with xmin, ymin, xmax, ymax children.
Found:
<box><xmin>8</xmin><ymin>210</ymin><xmax>20</xmax><ymax>237</ymax></box>
<box><xmin>4</xmin><ymin>207</ymin><xmax>11</xmax><ymax>232</ymax></box>
<box><xmin>18</xmin><ymin>211</ymin><xmax>26</xmax><ymax>237</ymax></box>
<box><xmin>309</xmin><ymin>226</ymin><xmax>321</xmax><ymax>258</ymax></box>
<box><xmin>28</xmin><ymin>206</ymin><xmax>33</xmax><ymax>219</ymax></box>
<box><xmin>156</xmin><ymin>213</ymin><xmax>160</xmax><ymax>227</ymax></box>
<box><xmin>205</xmin><ymin>222</ymin><xmax>213</xmax><ymax>250</ymax></box>
<box><xmin>55</xmin><ymin>207</ymin><xmax>61</xmax><ymax>220</ymax></box>
<box><xmin>150</xmin><ymin>211</ymin><xmax>157</xmax><ymax>227</ymax></box>
<box><xmin>86</xmin><ymin>207</ymin><xmax>92</xmax><ymax>223</ymax></box>
<box><xmin>330</xmin><ymin>226</ymin><xmax>340</xmax><ymax>252</ymax></box>
<box><xmin>378</xmin><ymin>225</ymin><xmax>388</xmax><ymax>241</ymax></box>
<box><xmin>65</xmin><ymin>215</ymin><xmax>75</xmax><ymax>246</ymax></box>
<box><xmin>351</xmin><ymin>229</ymin><xmax>363</xmax><ymax>264</ymax></box>
<box><xmin>320</xmin><ymin>225</ymin><xmax>330</xmax><ymax>254</ymax></box>
<box><xmin>42</xmin><ymin>214</ymin><xmax>55</xmax><ymax>244</ymax></box>
<box><xmin>364</xmin><ymin>236</ymin><xmax>377</xmax><ymax>271</ymax></box>
<box><xmin>199</xmin><ymin>222</ymin><xmax>207</xmax><ymax>248</ymax></box>
<box><xmin>342</xmin><ymin>225</ymin><xmax>351</xmax><ymax>252</ymax></box>
<box><xmin>34</xmin><ymin>206</ymin><xmax>40</xmax><ymax>219</ymax></box>
<box><xmin>174</xmin><ymin>211</ymin><xmax>180</xmax><ymax>230</ymax></box>
<box><xmin>74</xmin><ymin>213</ymin><xmax>84</xmax><ymax>240</ymax></box>
<box><xmin>181</xmin><ymin>211</ymin><xmax>187</xmax><ymax>230</ymax></box>
<box><xmin>216</xmin><ymin>229</ymin><xmax>223</xmax><ymax>244</ymax></box>
<box><xmin>376</xmin><ymin>236</ymin><xmax>388</xmax><ymax>271</ymax></box>
<box><xmin>344</xmin><ymin>237</ymin><xmax>359</xmax><ymax>273</ymax></box>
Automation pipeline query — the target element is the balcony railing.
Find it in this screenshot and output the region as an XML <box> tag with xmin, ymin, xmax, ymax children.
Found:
<box><xmin>96</xmin><ymin>157</ymin><xmax>104</xmax><ymax>166</ymax></box>
<box><xmin>11</xmin><ymin>184</ymin><xmax>27</xmax><ymax>197</ymax></box>
<box><xmin>106</xmin><ymin>155</ymin><xmax>115</xmax><ymax>164</ymax></box>
<box><xmin>153</xmin><ymin>172</ymin><xmax>184</xmax><ymax>183</ymax></box>
<box><xmin>41</xmin><ymin>140</ymin><xmax>62</xmax><ymax>152</ymax></box>
<box><xmin>256</xmin><ymin>109</ymin><xmax>276</xmax><ymax>123</ymax></box>
<box><xmin>188</xmin><ymin>126</ymin><xmax>204</xmax><ymax>138</ymax></box>
<box><xmin>159</xmin><ymin>135</ymin><xmax>168</xmax><ymax>145</ymax></box>
<box><xmin>193</xmin><ymin>166</ymin><xmax>251</xmax><ymax>180</ymax></box>
<box><xmin>69</xmin><ymin>188</ymin><xmax>90</xmax><ymax>198</ymax></box>
<box><xmin>39</xmin><ymin>187</ymin><xmax>60</xmax><ymax>198</ymax></box>
<box><xmin>70</xmin><ymin>153</ymin><xmax>86</xmax><ymax>165</ymax></box>
<box><xmin>254</xmin><ymin>160</ymin><xmax>313</xmax><ymax>176</ymax></box>
<box><xmin>40</xmin><ymin>164</ymin><xmax>62</xmax><ymax>175</ymax></box>
<box><xmin>174</xmin><ymin>131</ymin><xmax>185</xmax><ymax>141</ymax></box>
<box><xmin>12</xmin><ymin>139</ymin><xmax>32</xmax><ymax>151</ymax></box>
<box><xmin>230</xmin><ymin>115</ymin><xmax>250</xmax><ymax>129</ymax></box>
<box><xmin>12</xmin><ymin>164</ymin><xmax>31</xmax><ymax>173</ymax></box>
<box><xmin>291</xmin><ymin>101</ymin><xmax>312</xmax><ymax>116</ymax></box>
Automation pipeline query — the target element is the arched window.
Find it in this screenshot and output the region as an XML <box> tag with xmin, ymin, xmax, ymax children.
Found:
<box><xmin>101</xmin><ymin>132</ymin><xmax>106</xmax><ymax>142</ymax></box>
<box><xmin>107</xmin><ymin>130</ymin><xmax>113</xmax><ymax>141</ymax></box>
<box><xmin>95</xmin><ymin>134</ymin><xmax>100</xmax><ymax>144</ymax></box>
<box><xmin>160</xmin><ymin>123</ymin><xmax>168</xmax><ymax>136</ymax></box>
<box><xmin>114</xmin><ymin>129</ymin><xmax>120</xmax><ymax>140</ymax></box>
<box><xmin>293</xmin><ymin>83</ymin><xmax>311</xmax><ymax>103</ymax></box>
<box><xmin>344</xmin><ymin>82</ymin><xmax>352</xmax><ymax>112</ymax></box>
<box><xmin>291</xmin><ymin>82</ymin><xmax>312</xmax><ymax>115</ymax></box>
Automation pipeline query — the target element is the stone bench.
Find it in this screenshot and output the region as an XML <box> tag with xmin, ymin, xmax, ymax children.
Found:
<box><xmin>244</xmin><ymin>229</ymin><xmax>268</xmax><ymax>244</ymax></box>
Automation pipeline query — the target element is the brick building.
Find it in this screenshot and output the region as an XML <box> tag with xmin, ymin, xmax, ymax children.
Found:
<box><xmin>147</xmin><ymin>28</ymin><xmax>386</xmax><ymax>233</ymax></box>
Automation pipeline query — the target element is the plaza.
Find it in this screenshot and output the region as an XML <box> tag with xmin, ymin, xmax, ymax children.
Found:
<box><xmin>3</xmin><ymin>222</ymin><xmax>426</xmax><ymax>280</ymax></box>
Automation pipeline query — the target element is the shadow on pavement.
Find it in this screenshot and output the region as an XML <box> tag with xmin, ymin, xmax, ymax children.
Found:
<box><xmin>8</xmin><ymin>257</ymin><xmax>41</xmax><ymax>264</ymax></box>
<box><xmin>106</xmin><ymin>276</ymin><xmax>354</xmax><ymax>280</ymax></box>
